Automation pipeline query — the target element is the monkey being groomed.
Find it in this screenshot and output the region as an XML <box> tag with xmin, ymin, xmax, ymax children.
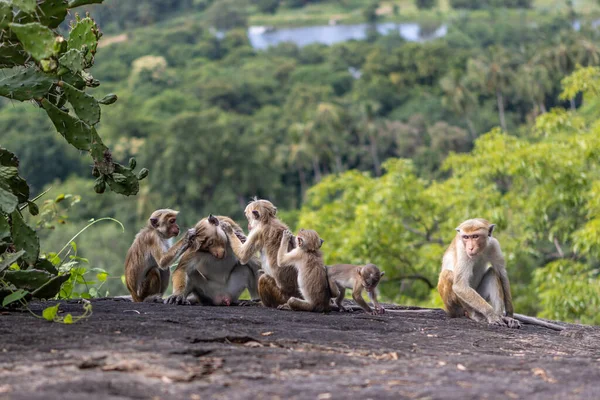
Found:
<box><xmin>437</xmin><ymin>218</ymin><xmax>564</xmax><ymax>331</ymax></box>
<box><xmin>166</xmin><ymin>215</ymin><xmax>261</xmax><ymax>306</ymax></box>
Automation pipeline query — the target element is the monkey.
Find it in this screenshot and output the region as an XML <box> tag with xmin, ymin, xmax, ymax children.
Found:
<box><xmin>125</xmin><ymin>209</ymin><xmax>194</xmax><ymax>302</ymax></box>
<box><xmin>276</xmin><ymin>229</ymin><xmax>338</xmax><ymax>313</ymax></box>
<box><xmin>219</xmin><ymin>199</ymin><xmax>301</xmax><ymax>308</ymax></box>
<box><xmin>327</xmin><ymin>263</ymin><xmax>385</xmax><ymax>315</ymax></box>
<box><xmin>166</xmin><ymin>215</ymin><xmax>261</xmax><ymax>306</ymax></box>
<box><xmin>437</xmin><ymin>218</ymin><xmax>565</xmax><ymax>331</ymax></box>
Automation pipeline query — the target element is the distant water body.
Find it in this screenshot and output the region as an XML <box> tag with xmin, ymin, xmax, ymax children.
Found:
<box><xmin>248</xmin><ymin>22</ymin><xmax>448</xmax><ymax>50</ymax></box>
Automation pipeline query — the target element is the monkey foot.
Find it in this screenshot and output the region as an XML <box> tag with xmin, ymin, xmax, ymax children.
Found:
<box><xmin>503</xmin><ymin>316</ymin><xmax>521</xmax><ymax>329</ymax></box>
<box><xmin>164</xmin><ymin>295</ymin><xmax>190</xmax><ymax>306</ymax></box>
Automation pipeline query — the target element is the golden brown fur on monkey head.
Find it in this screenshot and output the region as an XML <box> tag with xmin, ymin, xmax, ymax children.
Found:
<box><xmin>188</xmin><ymin>215</ymin><xmax>228</xmax><ymax>259</ymax></box>
<box><xmin>149</xmin><ymin>209</ymin><xmax>180</xmax><ymax>239</ymax></box>
<box><xmin>455</xmin><ymin>218</ymin><xmax>495</xmax><ymax>258</ymax></box>
<box><xmin>244</xmin><ymin>198</ymin><xmax>278</xmax><ymax>231</ymax></box>
<box><xmin>359</xmin><ymin>264</ymin><xmax>384</xmax><ymax>292</ymax></box>
<box><xmin>295</xmin><ymin>229</ymin><xmax>324</xmax><ymax>254</ymax></box>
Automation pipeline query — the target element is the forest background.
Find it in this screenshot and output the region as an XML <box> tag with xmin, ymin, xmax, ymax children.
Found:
<box><xmin>2</xmin><ymin>0</ymin><xmax>600</xmax><ymax>324</ymax></box>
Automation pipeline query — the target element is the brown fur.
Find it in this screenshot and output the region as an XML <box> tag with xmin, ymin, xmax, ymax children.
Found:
<box><xmin>220</xmin><ymin>199</ymin><xmax>300</xmax><ymax>308</ymax></box>
<box><xmin>437</xmin><ymin>218</ymin><xmax>521</xmax><ymax>328</ymax></box>
<box><xmin>125</xmin><ymin>209</ymin><xmax>191</xmax><ymax>302</ymax></box>
<box><xmin>277</xmin><ymin>229</ymin><xmax>335</xmax><ymax>313</ymax></box>
<box><xmin>327</xmin><ymin>263</ymin><xmax>385</xmax><ymax>314</ymax></box>
<box><xmin>168</xmin><ymin>215</ymin><xmax>260</xmax><ymax>305</ymax></box>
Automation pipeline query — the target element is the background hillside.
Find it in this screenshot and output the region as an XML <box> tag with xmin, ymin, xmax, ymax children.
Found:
<box><xmin>2</xmin><ymin>0</ymin><xmax>600</xmax><ymax>323</ymax></box>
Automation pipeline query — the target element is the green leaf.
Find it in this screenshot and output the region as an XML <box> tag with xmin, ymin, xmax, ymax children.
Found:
<box><xmin>99</xmin><ymin>93</ymin><xmax>117</xmax><ymax>105</ymax></box>
<box><xmin>42</xmin><ymin>304</ymin><xmax>59</xmax><ymax>321</ymax></box>
<box><xmin>0</xmin><ymin>214</ymin><xmax>10</xmax><ymax>248</ymax></box>
<box><xmin>12</xmin><ymin>0</ymin><xmax>36</xmax><ymax>13</ymax></box>
<box><xmin>10</xmin><ymin>210</ymin><xmax>39</xmax><ymax>266</ymax></box>
<box><xmin>58</xmin><ymin>49</ymin><xmax>85</xmax><ymax>73</ymax></box>
<box><xmin>35</xmin><ymin>0</ymin><xmax>69</xmax><ymax>29</ymax></box>
<box><xmin>0</xmin><ymin>250</ymin><xmax>26</xmax><ymax>273</ymax></box>
<box><xmin>0</xmin><ymin>165</ymin><xmax>30</xmax><ymax>204</ymax></box>
<box><xmin>60</xmin><ymin>81</ymin><xmax>101</xmax><ymax>125</ymax></box>
<box><xmin>67</xmin><ymin>17</ymin><xmax>100</xmax><ymax>64</ymax></box>
<box><xmin>31</xmin><ymin>273</ymin><xmax>69</xmax><ymax>298</ymax></box>
<box><xmin>0</xmin><ymin>186</ymin><xmax>18</xmax><ymax>214</ymax></box>
<box><xmin>10</xmin><ymin>22</ymin><xmax>61</xmax><ymax>61</ymax></box>
<box><xmin>3</xmin><ymin>269</ymin><xmax>53</xmax><ymax>290</ymax></box>
<box><xmin>0</xmin><ymin>1</ymin><xmax>13</xmax><ymax>30</ymax></box>
<box><xmin>34</xmin><ymin>258</ymin><xmax>58</xmax><ymax>275</ymax></box>
<box><xmin>0</xmin><ymin>40</ymin><xmax>27</xmax><ymax>68</ymax></box>
<box><xmin>0</xmin><ymin>66</ymin><xmax>56</xmax><ymax>101</ymax></box>
<box><xmin>68</xmin><ymin>0</ymin><xmax>103</xmax><ymax>8</ymax></box>
<box><xmin>0</xmin><ymin>148</ymin><xmax>19</xmax><ymax>168</ymax></box>
<box><xmin>27</xmin><ymin>201</ymin><xmax>39</xmax><ymax>216</ymax></box>
<box><xmin>63</xmin><ymin>313</ymin><xmax>73</xmax><ymax>324</ymax></box>
<box><xmin>41</xmin><ymin>98</ymin><xmax>99</xmax><ymax>151</ymax></box>
<box><xmin>2</xmin><ymin>289</ymin><xmax>28</xmax><ymax>307</ymax></box>
<box><xmin>96</xmin><ymin>272</ymin><xmax>107</xmax><ymax>282</ymax></box>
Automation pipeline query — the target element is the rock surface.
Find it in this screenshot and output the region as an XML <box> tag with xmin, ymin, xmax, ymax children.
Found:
<box><xmin>0</xmin><ymin>299</ymin><xmax>599</xmax><ymax>400</ymax></box>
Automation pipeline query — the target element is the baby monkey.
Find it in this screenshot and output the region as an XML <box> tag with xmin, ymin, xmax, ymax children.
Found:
<box><xmin>328</xmin><ymin>263</ymin><xmax>385</xmax><ymax>315</ymax></box>
<box><xmin>277</xmin><ymin>229</ymin><xmax>338</xmax><ymax>313</ymax></box>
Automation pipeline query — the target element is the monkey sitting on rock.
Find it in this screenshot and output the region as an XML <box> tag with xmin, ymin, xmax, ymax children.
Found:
<box><xmin>438</xmin><ymin>218</ymin><xmax>564</xmax><ymax>331</ymax></box>
<box><xmin>167</xmin><ymin>215</ymin><xmax>261</xmax><ymax>306</ymax></box>
<box><xmin>124</xmin><ymin>209</ymin><xmax>194</xmax><ymax>302</ymax></box>
<box><xmin>276</xmin><ymin>229</ymin><xmax>338</xmax><ymax>313</ymax></box>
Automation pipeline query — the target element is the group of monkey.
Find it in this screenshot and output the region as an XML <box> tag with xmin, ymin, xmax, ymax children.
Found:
<box><xmin>124</xmin><ymin>198</ymin><xmax>564</xmax><ymax>330</ymax></box>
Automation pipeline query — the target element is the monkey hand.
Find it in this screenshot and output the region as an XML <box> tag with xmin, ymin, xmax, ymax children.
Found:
<box><xmin>185</xmin><ymin>228</ymin><xmax>197</xmax><ymax>244</ymax></box>
<box><xmin>502</xmin><ymin>316</ymin><xmax>521</xmax><ymax>329</ymax></box>
<box><xmin>277</xmin><ymin>303</ymin><xmax>292</xmax><ymax>311</ymax></box>
<box><xmin>234</xmin><ymin>231</ymin><xmax>247</xmax><ymax>243</ymax></box>
<box><xmin>220</xmin><ymin>221</ymin><xmax>233</xmax><ymax>234</ymax></box>
<box><xmin>374</xmin><ymin>306</ymin><xmax>385</xmax><ymax>315</ymax></box>
<box><xmin>282</xmin><ymin>229</ymin><xmax>293</xmax><ymax>240</ymax></box>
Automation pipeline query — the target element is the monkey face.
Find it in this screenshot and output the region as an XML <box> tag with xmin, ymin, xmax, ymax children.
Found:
<box><xmin>296</xmin><ymin>229</ymin><xmax>324</xmax><ymax>252</ymax></box>
<box><xmin>360</xmin><ymin>264</ymin><xmax>382</xmax><ymax>291</ymax></box>
<box><xmin>456</xmin><ymin>219</ymin><xmax>495</xmax><ymax>258</ymax></box>
<box><xmin>149</xmin><ymin>209</ymin><xmax>180</xmax><ymax>239</ymax></box>
<box><xmin>458</xmin><ymin>229</ymin><xmax>489</xmax><ymax>257</ymax></box>
<box><xmin>244</xmin><ymin>199</ymin><xmax>277</xmax><ymax>230</ymax></box>
<box><xmin>190</xmin><ymin>218</ymin><xmax>228</xmax><ymax>259</ymax></box>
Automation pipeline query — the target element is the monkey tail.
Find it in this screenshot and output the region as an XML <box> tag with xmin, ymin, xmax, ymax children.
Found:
<box><xmin>513</xmin><ymin>313</ymin><xmax>565</xmax><ymax>331</ymax></box>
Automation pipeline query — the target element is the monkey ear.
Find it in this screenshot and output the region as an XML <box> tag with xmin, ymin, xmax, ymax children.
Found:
<box><xmin>273</xmin><ymin>206</ymin><xmax>278</xmax><ymax>215</ymax></box>
<box><xmin>319</xmin><ymin>238</ymin><xmax>324</xmax><ymax>247</ymax></box>
<box><xmin>357</xmin><ymin>267</ymin><xmax>363</xmax><ymax>277</ymax></box>
<box><xmin>380</xmin><ymin>271</ymin><xmax>385</xmax><ymax>277</ymax></box>
<box><xmin>455</xmin><ymin>227</ymin><xmax>460</xmax><ymax>233</ymax></box>
<box><xmin>488</xmin><ymin>224</ymin><xmax>496</xmax><ymax>237</ymax></box>
<box><xmin>252</xmin><ymin>210</ymin><xmax>260</xmax><ymax>219</ymax></box>
<box><xmin>208</xmin><ymin>214</ymin><xmax>219</xmax><ymax>226</ymax></box>
<box><xmin>150</xmin><ymin>217</ymin><xmax>159</xmax><ymax>228</ymax></box>
<box><xmin>297</xmin><ymin>237</ymin><xmax>303</xmax><ymax>247</ymax></box>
